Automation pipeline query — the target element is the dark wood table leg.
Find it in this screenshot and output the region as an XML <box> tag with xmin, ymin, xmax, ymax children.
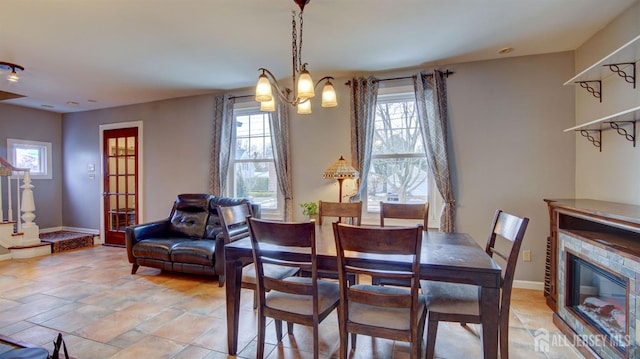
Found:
<box><xmin>225</xmin><ymin>258</ymin><xmax>243</xmax><ymax>355</ymax></box>
<box><xmin>481</xmin><ymin>287</ymin><xmax>500</xmax><ymax>359</ymax></box>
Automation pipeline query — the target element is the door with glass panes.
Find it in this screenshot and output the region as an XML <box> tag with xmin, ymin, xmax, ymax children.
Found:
<box><xmin>103</xmin><ymin>127</ymin><xmax>138</xmax><ymax>246</ymax></box>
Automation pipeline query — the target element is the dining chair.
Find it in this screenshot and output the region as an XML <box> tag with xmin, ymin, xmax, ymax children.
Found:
<box><xmin>217</xmin><ymin>203</ymin><xmax>299</xmax><ymax>309</ymax></box>
<box><xmin>379</xmin><ymin>201</ymin><xmax>429</xmax><ymax>228</ymax></box>
<box><xmin>318</xmin><ymin>200</ymin><xmax>362</xmax><ymax>225</ymax></box>
<box><xmin>314</xmin><ymin>200</ymin><xmax>362</xmax><ymax>285</ymax></box>
<box><xmin>333</xmin><ymin>222</ymin><xmax>426</xmax><ymax>359</ymax></box>
<box><xmin>248</xmin><ymin>218</ymin><xmax>341</xmax><ymax>359</ymax></box>
<box><xmin>420</xmin><ymin>209</ymin><xmax>529</xmax><ymax>359</ymax></box>
<box><xmin>375</xmin><ymin>201</ymin><xmax>430</xmax><ymax>286</ymax></box>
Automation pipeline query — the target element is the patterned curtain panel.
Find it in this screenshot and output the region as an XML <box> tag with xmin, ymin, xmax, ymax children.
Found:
<box><xmin>349</xmin><ymin>76</ymin><xmax>379</xmax><ymax>202</ymax></box>
<box><xmin>209</xmin><ymin>94</ymin><xmax>235</xmax><ymax>195</ymax></box>
<box><xmin>414</xmin><ymin>70</ymin><xmax>455</xmax><ymax>232</ymax></box>
<box><xmin>269</xmin><ymin>101</ymin><xmax>294</xmax><ymax>221</ymax></box>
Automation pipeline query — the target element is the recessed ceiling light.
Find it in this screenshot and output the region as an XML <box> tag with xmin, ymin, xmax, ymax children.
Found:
<box><xmin>67</xmin><ymin>101</ymin><xmax>79</xmax><ymax>106</ymax></box>
<box><xmin>88</xmin><ymin>99</ymin><xmax>97</xmax><ymax>103</ymax></box>
<box><xmin>41</xmin><ymin>104</ymin><xmax>54</xmax><ymax>108</ymax></box>
<box><xmin>499</xmin><ymin>47</ymin><xmax>514</xmax><ymax>55</ymax></box>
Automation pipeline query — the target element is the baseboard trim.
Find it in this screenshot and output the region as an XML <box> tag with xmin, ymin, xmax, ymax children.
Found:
<box><xmin>39</xmin><ymin>227</ymin><xmax>64</xmax><ymax>234</ymax></box>
<box><xmin>62</xmin><ymin>226</ymin><xmax>100</xmax><ymax>235</ymax></box>
<box><xmin>513</xmin><ymin>280</ymin><xmax>544</xmax><ymax>290</ymax></box>
<box><xmin>40</xmin><ymin>226</ymin><xmax>99</xmax><ymax>235</ymax></box>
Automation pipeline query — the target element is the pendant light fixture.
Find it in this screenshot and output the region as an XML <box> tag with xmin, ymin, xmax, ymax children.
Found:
<box><xmin>255</xmin><ymin>0</ymin><xmax>337</xmax><ymax>114</ymax></box>
<box><xmin>0</xmin><ymin>62</ymin><xmax>25</xmax><ymax>83</ymax></box>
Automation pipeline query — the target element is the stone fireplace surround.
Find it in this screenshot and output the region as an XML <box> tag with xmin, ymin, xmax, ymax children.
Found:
<box><xmin>558</xmin><ymin>231</ymin><xmax>637</xmax><ymax>358</ymax></box>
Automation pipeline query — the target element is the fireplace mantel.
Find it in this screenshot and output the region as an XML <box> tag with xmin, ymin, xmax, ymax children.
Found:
<box><xmin>544</xmin><ymin>199</ymin><xmax>640</xmax><ymax>359</ymax></box>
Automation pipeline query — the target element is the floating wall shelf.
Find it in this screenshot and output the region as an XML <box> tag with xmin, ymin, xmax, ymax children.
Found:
<box><xmin>564</xmin><ymin>34</ymin><xmax>640</xmax><ymax>86</ymax></box>
<box><xmin>564</xmin><ymin>33</ymin><xmax>640</xmax><ymax>151</ymax></box>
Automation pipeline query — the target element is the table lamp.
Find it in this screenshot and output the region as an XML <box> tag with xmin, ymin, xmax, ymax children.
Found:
<box><xmin>322</xmin><ymin>156</ymin><xmax>359</xmax><ymax>202</ymax></box>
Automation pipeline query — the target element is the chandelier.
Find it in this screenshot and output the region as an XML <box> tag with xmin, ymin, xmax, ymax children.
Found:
<box><xmin>255</xmin><ymin>0</ymin><xmax>337</xmax><ymax>114</ymax></box>
<box><xmin>0</xmin><ymin>62</ymin><xmax>25</xmax><ymax>83</ymax></box>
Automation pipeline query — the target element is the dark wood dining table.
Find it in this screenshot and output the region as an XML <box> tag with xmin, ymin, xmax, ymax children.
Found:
<box><xmin>224</xmin><ymin>224</ymin><xmax>502</xmax><ymax>358</ymax></box>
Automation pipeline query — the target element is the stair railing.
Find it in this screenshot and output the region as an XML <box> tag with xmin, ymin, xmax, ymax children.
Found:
<box><xmin>0</xmin><ymin>156</ymin><xmax>35</xmax><ymax>234</ymax></box>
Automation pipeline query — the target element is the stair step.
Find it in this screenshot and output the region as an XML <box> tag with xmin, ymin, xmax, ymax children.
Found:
<box><xmin>40</xmin><ymin>231</ymin><xmax>95</xmax><ymax>253</ymax></box>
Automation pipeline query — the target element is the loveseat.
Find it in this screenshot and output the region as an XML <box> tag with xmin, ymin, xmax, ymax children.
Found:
<box><xmin>125</xmin><ymin>193</ymin><xmax>260</xmax><ymax>279</ymax></box>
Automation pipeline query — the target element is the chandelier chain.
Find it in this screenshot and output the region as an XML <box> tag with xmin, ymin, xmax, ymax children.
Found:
<box><xmin>298</xmin><ymin>9</ymin><xmax>304</xmax><ymax>71</ymax></box>
<box><xmin>291</xmin><ymin>11</ymin><xmax>297</xmax><ymax>79</ymax></box>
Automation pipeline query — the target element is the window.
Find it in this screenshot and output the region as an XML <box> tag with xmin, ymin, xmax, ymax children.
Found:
<box><xmin>365</xmin><ymin>89</ymin><xmax>440</xmax><ymax>223</ymax></box>
<box><xmin>6</xmin><ymin>138</ymin><xmax>52</xmax><ymax>179</ymax></box>
<box><xmin>228</xmin><ymin>106</ymin><xmax>281</xmax><ymax>217</ymax></box>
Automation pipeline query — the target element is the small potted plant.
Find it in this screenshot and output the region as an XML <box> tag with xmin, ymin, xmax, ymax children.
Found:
<box><xmin>300</xmin><ymin>201</ymin><xmax>319</xmax><ymax>223</ymax></box>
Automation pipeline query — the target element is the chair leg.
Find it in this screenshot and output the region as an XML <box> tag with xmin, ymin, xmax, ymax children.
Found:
<box><xmin>253</xmin><ymin>290</ymin><xmax>258</xmax><ymax>309</ymax></box>
<box><xmin>338</xmin><ymin>309</ymin><xmax>347</xmax><ymax>359</ymax></box>
<box><xmin>275</xmin><ymin>319</ymin><xmax>283</xmax><ymax>342</ymax></box>
<box><xmin>257</xmin><ymin>314</ymin><xmax>266</xmax><ymax>359</ymax></box>
<box><xmin>350</xmin><ymin>333</ymin><xmax>357</xmax><ymax>351</ymax></box>
<box><xmin>425</xmin><ymin>316</ymin><xmax>439</xmax><ymax>359</ymax></box>
<box><xmin>313</xmin><ymin>325</ymin><xmax>319</xmax><ymax>359</ymax></box>
<box><xmin>218</xmin><ymin>274</ymin><xmax>225</xmax><ymax>287</ymax></box>
<box><xmin>500</xmin><ymin>316</ymin><xmax>509</xmax><ymax>359</ymax></box>
<box><xmin>131</xmin><ymin>264</ymin><xmax>139</xmax><ymax>274</ymax></box>
<box><xmin>287</xmin><ymin>322</ymin><xmax>294</xmax><ymax>335</ymax></box>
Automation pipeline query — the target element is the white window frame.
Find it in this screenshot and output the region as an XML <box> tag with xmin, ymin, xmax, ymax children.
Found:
<box><xmin>361</xmin><ymin>87</ymin><xmax>442</xmax><ymax>228</ymax></box>
<box><xmin>6</xmin><ymin>138</ymin><xmax>52</xmax><ymax>179</ymax></box>
<box><xmin>227</xmin><ymin>104</ymin><xmax>283</xmax><ymax>219</ymax></box>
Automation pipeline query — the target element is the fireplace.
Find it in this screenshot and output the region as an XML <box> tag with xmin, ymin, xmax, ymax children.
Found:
<box><xmin>566</xmin><ymin>252</ymin><xmax>628</xmax><ymax>354</ymax></box>
<box><xmin>546</xmin><ymin>200</ymin><xmax>640</xmax><ymax>359</ymax></box>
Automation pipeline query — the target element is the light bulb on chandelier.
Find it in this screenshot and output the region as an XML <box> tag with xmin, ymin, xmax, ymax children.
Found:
<box><xmin>254</xmin><ymin>0</ymin><xmax>337</xmax><ymax>114</ymax></box>
<box><xmin>0</xmin><ymin>62</ymin><xmax>25</xmax><ymax>83</ymax></box>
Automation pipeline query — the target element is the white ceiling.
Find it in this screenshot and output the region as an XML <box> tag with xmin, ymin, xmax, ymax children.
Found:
<box><xmin>0</xmin><ymin>0</ymin><xmax>637</xmax><ymax>114</ymax></box>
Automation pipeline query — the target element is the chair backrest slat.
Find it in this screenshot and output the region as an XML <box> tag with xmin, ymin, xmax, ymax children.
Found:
<box><xmin>248</xmin><ymin>218</ymin><xmax>317</xmax><ymax>298</ymax></box>
<box><xmin>484</xmin><ymin>210</ymin><xmax>529</xmax><ymax>318</ymax></box>
<box><xmin>379</xmin><ymin>201</ymin><xmax>429</xmax><ymax>228</ymax></box>
<box><xmin>318</xmin><ymin>201</ymin><xmax>362</xmax><ymax>225</ymax></box>
<box><xmin>218</xmin><ymin>203</ymin><xmax>253</xmax><ymax>244</ymax></box>
<box><xmin>333</xmin><ymin>223</ymin><xmax>423</xmax><ymax>310</ymax></box>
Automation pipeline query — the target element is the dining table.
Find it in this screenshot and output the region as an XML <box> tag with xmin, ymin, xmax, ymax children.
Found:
<box><xmin>224</xmin><ymin>224</ymin><xmax>502</xmax><ymax>358</ymax></box>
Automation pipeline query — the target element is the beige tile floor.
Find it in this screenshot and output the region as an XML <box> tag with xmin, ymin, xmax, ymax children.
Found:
<box><xmin>0</xmin><ymin>246</ymin><xmax>584</xmax><ymax>358</ymax></box>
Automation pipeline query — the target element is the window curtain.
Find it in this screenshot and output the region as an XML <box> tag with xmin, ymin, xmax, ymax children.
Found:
<box><xmin>414</xmin><ymin>70</ymin><xmax>456</xmax><ymax>232</ymax></box>
<box><xmin>269</xmin><ymin>101</ymin><xmax>294</xmax><ymax>221</ymax></box>
<box><xmin>349</xmin><ymin>76</ymin><xmax>379</xmax><ymax>202</ymax></box>
<box><xmin>209</xmin><ymin>94</ymin><xmax>235</xmax><ymax>196</ymax></box>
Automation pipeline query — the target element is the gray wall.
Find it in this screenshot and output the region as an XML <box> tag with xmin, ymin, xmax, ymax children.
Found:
<box><xmin>447</xmin><ymin>52</ymin><xmax>575</xmax><ymax>282</ymax></box>
<box><xmin>0</xmin><ymin>103</ymin><xmax>63</xmax><ymax>228</ymax></box>
<box><xmin>62</xmin><ymin>94</ymin><xmax>218</xmax><ymax>229</ymax></box>
<box><xmin>574</xmin><ymin>1</ymin><xmax>640</xmax><ymax>204</ymax></box>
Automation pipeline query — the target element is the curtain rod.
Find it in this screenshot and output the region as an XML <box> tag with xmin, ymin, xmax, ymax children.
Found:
<box><xmin>345</xmin><ymin>69</ymin><xmax>454</xmax><ymax>86</ymax></box>
<box><xmin>229</xmin><ymin>94</ymin><xmax>254</xmax><ymax>100</ymax></box>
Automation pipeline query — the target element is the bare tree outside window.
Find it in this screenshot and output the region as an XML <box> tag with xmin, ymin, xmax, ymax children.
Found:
<box><xmin>367</xmin><ymin>94</ymin><xmax>429</xmax><ymax>212</ymax></box>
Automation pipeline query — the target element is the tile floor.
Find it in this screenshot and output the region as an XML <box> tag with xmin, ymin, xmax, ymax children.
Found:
<box><xmin>0</xmin><ymin>246</ymin><xmax>584</xmax><ymax>358</ymax></box>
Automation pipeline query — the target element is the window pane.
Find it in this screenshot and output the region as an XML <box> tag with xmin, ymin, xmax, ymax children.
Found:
<box><xmin>15</xmin><ymin>147</ymin><xmax>42</xmax><ymax>173</ymax></box>
<box><xmin>231</xmin><ymin>107</ymin><xmax>280</xmax><ymax>215</ymax></box>
<box><xmin>367</xmin><ymin>157</ymin><xmax>429</xmax><ymax>209</ymax></box>
<box><xmin>367</xmin><ymin>92</ymin><xmax>428</xmax><ymax>213</ymax></box>
<box><xmin>235</xmin><ymin>113</ymin><xmax>272</xmax><ymax>160</ymax></box>
<box><xmin>373</xmin><ymin>99</ymin><xmax>423</xmax><ymax>155</ymax></box>
<box><xmin>232</xmin><ymin>161</ymin><xmax>278</xmax><ymax>210</ymax></box>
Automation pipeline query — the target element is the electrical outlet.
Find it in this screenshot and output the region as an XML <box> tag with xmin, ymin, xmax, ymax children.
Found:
<box><xmin>523</xmin><ymin>249</ymin><xmax>531</xmax><ymax>262</ymax></box>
